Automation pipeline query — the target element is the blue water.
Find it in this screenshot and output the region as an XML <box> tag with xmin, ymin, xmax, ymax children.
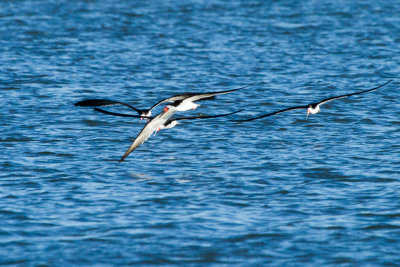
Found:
<box><xmin>1</xmin><ymin>0</ymin><xmax>400</xmax><ymax>265</ymax></box>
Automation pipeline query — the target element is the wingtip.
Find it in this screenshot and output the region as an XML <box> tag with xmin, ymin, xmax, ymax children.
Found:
<box><xmin>119</xmin><ymin>154</ymin><xmax>128</xmax><ymax>163</ymax></box>
<box><xmin>235</xmin><ymin>81</ymin><xmax>257</xmax><ymax>91</ymax></box>
<box><xmin>229</xmin><ymin>109</ymin><xmax>245</xmax><ymax>116</ymax></box>
<box><xmin>74</xmin><ymin>99</ymin><xmax>98</xmax><ymax>107</ymax></box>
<box><xmin>377</xmin><ymin>79</ymin><xmax>393</xmax><ymax>89</ymax></box>
<box><xmin>382</xmin><ymin>79</ymin><xmax>393</xmax><ymax>86</ymax></box>
<box><xmin>119</xmin><ymin>147</ymin><xmax>135</xmax><ymax>163</ymax></box>
<box><xmin>223</xmin><ymin>82</ymin><xmax>257</xmax><ymax>93</ymax></box>
<box><xmin>73</xmin><ymin>100</ymin><xmax>90</xmax><ymax>107</ymax></box>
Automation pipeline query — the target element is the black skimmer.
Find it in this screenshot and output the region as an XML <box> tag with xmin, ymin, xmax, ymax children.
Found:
<box><xmin>145</xmin><ymin>81</ymin><xmax>254</xmax><ymax>112</ymax></box>
<box><xmin>154</xmin><ymin>82</ymin><xmax>254</xmax><ymax>112</ymax></box>
<box><xmin>117</xmin><ymin>107</ymin><xmax>243</xmax><ymax>162</ymax></box>
<box><xmin>236</xmin><ymin>80</ymin><xmax>392</xmax><ymax>122</ymax></box>
<box><xmin>119</xmin><ymin>105</ymin><xmax>177</xmax><ymax>162</ymax></box>
<box><xmin>74</xmin><ymin>82</ymin><xmax>255</xmax><ymax>121</ymax></box>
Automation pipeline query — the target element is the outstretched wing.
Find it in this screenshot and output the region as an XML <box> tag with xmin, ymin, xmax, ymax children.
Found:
<box><xmin>147</xmin><ymin>82</ymin><xmax>256</xmax><ymax>112</ymax></box>
<box><xmin>93</xmin><ymin>108</ymin><xmax>152</xmax><ymax>119</ymax></box>
<box><xmin>318</xmin><ymin>80</ymin><xmax>393</xmax><ymax>106</ymax></box>
<box><xmin>74</xmin><ymin>99</ymin><xmax>143</xmax><ymax>114</ymax></box>
<box><xmin>173</xmin><ymin>109</ymin><xmax>244</xmax><ymax>122</ymax></box>
<box><xmin>119</xmin><ymin>121</ymin><xmax>158</xmax><ymax>162</ymax></box>
<box><xmin>234</xmin><ymin>105</ymin><xmax>308</xmax><ymax>122</ymax></box>
<box><xmin>119</xmin><ymin>107</ymin><xmax>177</xmax><ymax>162</ymax></box>
<box><xmin>185</xmin><ymin>82</ymin><xmax>256</xmax><ymax>103</ymax></box>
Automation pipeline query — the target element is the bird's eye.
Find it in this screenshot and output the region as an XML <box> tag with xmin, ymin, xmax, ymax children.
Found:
<box><xmin>163</xmin><ymin>107</ymin><xmax>169</xmax><ymax>112</ymax></box>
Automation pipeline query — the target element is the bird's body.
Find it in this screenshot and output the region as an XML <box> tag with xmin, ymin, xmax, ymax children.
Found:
<box><xmin>172</xmin><ymin>99</ymin><xmax>200</xmax><ymax>112</ymax></box>
<box><xmin>158</xmin><ymin>120</ymin><xmax>178</xmax><ymax>131</ymax></box>
<box><xmin>308</xmin><ymin>104</ymin><xmax>321</xmax><ymax>114</ymax></box>
<box><xmin>306</xmin><ymin>103</ymin><xmax>322</xmax><ymax>119</ymax></box>
<box><xmin>119</xmin><ymin>108</ymin><xmax>243</xmax><ymax>161</ymax></box>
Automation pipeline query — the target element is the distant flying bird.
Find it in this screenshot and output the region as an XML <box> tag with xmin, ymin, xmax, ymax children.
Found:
<box><xmin>235</xmin><ymin>80</ymin><xmax>392</xmax><ymax>122</ymax></box>
<box><xmin>74</xmin><ymin>82</ymin><xmax>255</xmax><ymax>122</ymax></box>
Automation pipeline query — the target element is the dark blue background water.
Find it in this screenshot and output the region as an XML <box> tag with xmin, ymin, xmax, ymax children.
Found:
<box><xmin>1</xmin><ymin>0</ymin><xmax>400</xmax><ymax>265</ymax></box>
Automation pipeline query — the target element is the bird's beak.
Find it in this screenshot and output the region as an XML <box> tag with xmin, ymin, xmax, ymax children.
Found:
<box><xmin>306</xmin><ymin>109</ymin><xmax>310</xmax><ymax>120</ymax></box>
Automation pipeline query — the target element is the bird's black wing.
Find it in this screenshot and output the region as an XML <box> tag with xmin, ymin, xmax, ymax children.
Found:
<box><xmin>147</xmin><ymin>82</ymin><xmax>256</xmax><ymax>111</ymax></box>
<box><xmin>74</xmin><ymin>99</ymin><xmax>143</xmax><ymax>114</ymax></box>
<box><xmin>173</xmin><ymin>109</ymin><xmax>244</xmax><ymax>122</ymax></box>
<box><xmin>93</xmin><ymin>108</ymin><xmax>153</xmax><ymax>119</ymax></box>
<box><xmin>234</xmin><ymin>105</ymin><xmax>308</xmax><ymax>122</ymax></box>
<box><xmin>184</xmin><ymin>82</ymin><xmax>256</xmax><ymax>103</ymax></box>
<box><xmin>318</xmin><ymin>80</ymin><xmax>393</xmax><ymax>106</ymax></box>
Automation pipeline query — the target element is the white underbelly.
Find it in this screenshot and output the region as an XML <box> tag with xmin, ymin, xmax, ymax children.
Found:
<box><xmin>176</xmin><ymin>101</ymin><xmax>198</xmax><ymax>111</ymax></box>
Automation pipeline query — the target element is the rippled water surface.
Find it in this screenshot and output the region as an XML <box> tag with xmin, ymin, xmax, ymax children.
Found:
<box><xmin>1</xmin><ymin>0</ymin><xmax>400</xmax><ymax>265</ymax></box>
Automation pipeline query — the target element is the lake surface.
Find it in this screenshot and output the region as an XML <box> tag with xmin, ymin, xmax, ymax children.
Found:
<box><xmin>1</xmin><ymin>0</ymin><xmax>400</xmax><ymax>265</ymax></box>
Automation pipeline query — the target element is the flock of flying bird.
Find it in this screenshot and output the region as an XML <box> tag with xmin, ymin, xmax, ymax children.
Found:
<box><xmin>75</xmin><ymin>80</ymin><xmax>393</xmax><ymax>162</ymax></box>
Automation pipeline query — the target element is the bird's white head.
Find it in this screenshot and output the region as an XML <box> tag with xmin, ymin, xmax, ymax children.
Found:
<box><xmin>306</xmin><ymin>105</ymin><xmax>321</xmax><ymax>120</ymax></box>
<box><xmin>140</xmin><ymin>110</ymin><xmax>152</xmax><ymax>123</ymax></box>
<box><xmin>306</xmin><ymin>107</ymin><xmax>311</xmax><ymax>120</ymax></box>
